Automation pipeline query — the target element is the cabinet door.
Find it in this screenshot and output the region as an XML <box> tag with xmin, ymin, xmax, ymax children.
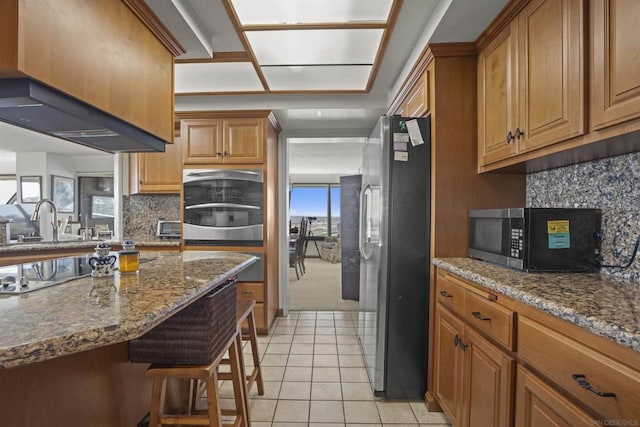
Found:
<box><xmin>591</xmin><ymin>0</ymin><xmax>640</xmax><ymax>130</ymax></box>
<box><xmin>134</xmin><ymin>138</ymin><xmax>182</xmax><ymax>193</ymax></box>
<box><xmin>518</xmin><ymin>0</ymin><xmax>584</xmax><ymax>153</ymax></box>
<box><xmin>223</xmin><ymin>118</ymin><xmax>264</xmax><ymax>163</ymax></box>
<box><xmin>433</xmin><ymin>305</ymin><xmax>466</xmax><ymax>425</ymax></box>
<box><xmin>515</xmin><ymin>366</ymin><xmax>596</xmax><ymax>427</ymax></box>
<box><xmin>478</xmin><ymin>21</ymin><xmax>518</xmax><ymax>166</ymax></box>
<box><xmin>403</xmin><ymin>69</ymin><xmax>430</xmax><ymax>118</ymax></box>
<box><xmin>182</xmin><ymin>119</ymin><xmax>224</xmax><ymax>164</ymax></box>
<box><xmin>462</xmin><ymin>327</ymin><xmax>514</xmax><ymax>427</ymax></box>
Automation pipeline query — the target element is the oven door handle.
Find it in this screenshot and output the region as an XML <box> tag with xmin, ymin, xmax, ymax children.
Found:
<box><xmin>185</xmin><ymin>203</ymin><xmax>261</xmax><ymax>210</ymax></box>
<box><xmin>185</xmin><ymin>170</ymin><xmax>262</xmax><ymax>177</ymax></box>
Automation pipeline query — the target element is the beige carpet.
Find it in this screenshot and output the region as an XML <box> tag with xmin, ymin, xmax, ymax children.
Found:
<box><xmin>289</xmin><ymin>257</ymin><xmax>359</xmax><ymax>311</ymax></box>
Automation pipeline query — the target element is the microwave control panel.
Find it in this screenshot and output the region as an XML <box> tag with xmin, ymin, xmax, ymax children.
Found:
<box><xmin>510</xmin><ymin>228</ymin><xmax>523</xmax><ymax>258</ymax></box>
<box><xmin>509</xmin><ymin>217</ymin><xmax>525</xmax><ymax>259</ymax></box>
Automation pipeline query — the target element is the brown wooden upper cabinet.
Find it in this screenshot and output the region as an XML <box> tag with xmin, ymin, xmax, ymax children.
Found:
<box><xmin>403</xmin><ymin>69</ymin><xmax>430</xmax><ymax>118</ymax></box>
<box><xmin>591</xmin><ymin>0</ymin><xmax>640</xmax><ymax>130</ymax></box>
<box><xmin>478</xmin><ymin>0</ymin><xmax>584</xmax><ymax>167</ymax></box>
<box><xmin>183</xmin><ymin>118</ymin><xmax>264</xmax><ymax>164</ymax></box>
<box><xmin>0</xmin><ymin>0</ymin><xmax>175</xmax><ymax>143</ymax></box>
<box><xmin>130</xmin><ymin>137</ymin><xmax>183</xmax><ymax>194</ymax></box>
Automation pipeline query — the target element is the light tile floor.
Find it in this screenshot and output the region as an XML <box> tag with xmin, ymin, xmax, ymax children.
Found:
<box><xmin>214</xmin><ymin>310</ymin><xmax>451</xmax><ymax>426</ymax></box>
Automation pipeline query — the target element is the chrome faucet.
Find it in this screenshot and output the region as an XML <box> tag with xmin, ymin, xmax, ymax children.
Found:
<box><xmin>30</xmin><ymin>199</ymin><xmax>59</xmax><ymax>243</ymax></box>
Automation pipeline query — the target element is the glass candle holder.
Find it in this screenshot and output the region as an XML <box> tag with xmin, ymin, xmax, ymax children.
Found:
<box><xmin>118</xmin><ymin>250</ymin><xmax>139</xmax><ymax>273</ymax></box>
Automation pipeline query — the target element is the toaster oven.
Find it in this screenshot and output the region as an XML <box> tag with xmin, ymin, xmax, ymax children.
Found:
<box><xmin>156</xmin><ymin>220</ymin><xmax>181</xmax><ymax>239</ymax></box>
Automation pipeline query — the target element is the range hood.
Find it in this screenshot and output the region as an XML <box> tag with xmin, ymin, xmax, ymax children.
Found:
<box><xmin>0</xmin><ymin>79</ymin><xmax>166</xmax><ymax>153</ymax></box>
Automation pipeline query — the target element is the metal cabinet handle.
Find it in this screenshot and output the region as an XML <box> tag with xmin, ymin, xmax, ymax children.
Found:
<box><xmin>453</xmin><ymin>335</ymin><xmax>467</xmax><ymax>351</ymax></box>
<box><xmin>472</xmin><ymin>311</ymin><xmax>491</xmax><ymax>321</ymax></box>
<box><xmin>506</xmin><ymin>131</ymin><xmax>514</xmax><ymax>144</ymax></box>
<box><xmin>216</xmin><ymin>152</ymin><xmax>222</xmax><ymax>156</ymax></box>
<box><xmin>515</xmin><ymin>127</ymin><xmax>524</xmax><ymax>139</ymax></box>
<box><xmin>439</xmin><ymin>290</ymin><xmax>453</xmax><ymax>298</ymax></box>
<box><xmin>571</xmin><ymin>374</ymin><xmax>616</xmax><ymax>397</ymax></box>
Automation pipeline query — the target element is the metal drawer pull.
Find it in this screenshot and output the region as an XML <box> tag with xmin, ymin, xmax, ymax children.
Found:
<box><xmin>472</xmin><ymin>311</ymin><xmax>491</xmax><ymax>321</ymax></box>
<box><xmin>439</xmin><ymin>290</ymin><xmax>453</xmax><ymax>298</ymax></box>
<box><xmin>571</xmin><ymin>374</ymin><xmax>616</xmax><ymax>398</ymax></box>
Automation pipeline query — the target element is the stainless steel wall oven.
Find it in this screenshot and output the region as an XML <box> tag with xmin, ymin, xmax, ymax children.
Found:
<box><xmin>183</xmin><ymin>169</ymin><xmax>264</xmax><ymax>246</ymax></box>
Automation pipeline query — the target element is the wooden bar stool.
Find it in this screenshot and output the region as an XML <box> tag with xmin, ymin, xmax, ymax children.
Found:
<box><xmin>146</xmin><ymin>330</ymin><xmax>249</xmax><ymax>427</ymax></box>
<box><xmin>220</xmin><ymin>300</ymin><xmax>264</xmax><ymax>396</ymax></box>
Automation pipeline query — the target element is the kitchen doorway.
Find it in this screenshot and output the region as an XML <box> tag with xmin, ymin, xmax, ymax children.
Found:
<box><xmin>285</xmin><ymin>136</ymin><xmax>365</xmax><ymax>312</ymax></box>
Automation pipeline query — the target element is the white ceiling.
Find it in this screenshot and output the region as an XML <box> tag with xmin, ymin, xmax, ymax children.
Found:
<box><xmin>0</xmin><ymin>0</ymin><xmax>509</xmax><ymax>177</ymax></box>
<box><xmin>159</xmin><ymin>0</ymin><xmax>508</xmax><ymax>132</ymax></box>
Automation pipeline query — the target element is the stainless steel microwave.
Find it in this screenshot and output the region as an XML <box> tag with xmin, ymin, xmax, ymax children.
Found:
<box><xmin>468</xmin><ymin>208</ymin><xmax>601</xmax><ymax>272</ymax></box>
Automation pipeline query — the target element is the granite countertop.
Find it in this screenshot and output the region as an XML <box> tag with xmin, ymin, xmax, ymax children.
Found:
<box><xmin>0</xmin><ymin>251</ymin><xmax>256</xmax><ymax>369</ymax></box>
<box><xmin>0</xmin><ymin>239</ymin><xmax>180</xmax><ymax>253</ymax></box>
<box><xmin>433</xmin><ymin>257</ymin><xmax>640</xmax><ymax>353</ymax></box>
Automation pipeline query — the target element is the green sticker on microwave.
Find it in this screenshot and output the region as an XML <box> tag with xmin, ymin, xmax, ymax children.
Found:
<box><xmin>548</xmin><ymin>233</ymin><xmax>570</xmax><ymax>249</ymax></box>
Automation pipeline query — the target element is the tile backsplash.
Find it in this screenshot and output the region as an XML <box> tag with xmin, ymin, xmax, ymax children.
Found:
<box><xmin>122</xmin><ymin>194</ymin><xmax>180</xmax><ymax>242</ymax></box>
<box><xmin>0</xmin><ymin>220</ymin><xmax>7</xmax><ymax>245</ymax></box>
<box><xmin>527</xmin><ymin>152</ymin><xmax>640</xmax><ymax>282</ymax></box>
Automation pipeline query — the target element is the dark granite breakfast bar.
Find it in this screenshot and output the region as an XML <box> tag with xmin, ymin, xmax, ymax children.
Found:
<box><xmin>0</xmin><ymin>251</ymin><xmax>256</xmax><ymax>427</ymax></box>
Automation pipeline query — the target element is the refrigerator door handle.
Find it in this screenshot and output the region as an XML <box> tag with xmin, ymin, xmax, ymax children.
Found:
<box><xmin>359</xmin><ymin>184</ymin><xmax>371</xmax><ymax>260</ymax></box>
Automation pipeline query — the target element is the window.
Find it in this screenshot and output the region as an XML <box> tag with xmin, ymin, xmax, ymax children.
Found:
<box><xmin>0</xmin><ymin>176</ymin><xmax>17</xmax><ymax>204</ymax></box>
<box><xmin>330</xmin><ymin>186</ymin><xmax>340</xmax><ymax>236</ymax></box>
<box><xmin>290</xmin><ymin>184</ymin><xmax>341</xmax><ymax>237</ymax></box>
<box><xmin>90</xmin><ymin>195</ymin><xmax>115</xmax><ymax>218</ymax></box>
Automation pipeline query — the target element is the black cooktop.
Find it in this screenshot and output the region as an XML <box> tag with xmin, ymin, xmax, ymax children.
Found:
<box><xmin>0</xmin><ymin>255</ymin><xmax>95</xmax><ymax>295</ymax></box>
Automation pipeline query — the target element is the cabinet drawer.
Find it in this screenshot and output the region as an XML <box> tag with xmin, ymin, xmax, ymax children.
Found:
<box><xmin>516</xmin><ymin>365</ymin><xmax>596</xmax><ymax>426</ymax></box>
<box><xmin>237</xmin><ymin>282</ymin><xmax>264</xmax><ymax>302</ymax></box>
<box><xmin>465</xmin><ymin>290</ymin><xmax>514</xmax><ymax>350</ymax></box>
<box><xmin>436</xmin><ymin>269</ymin><xmax>466</xmax><ymax>316</ymax></box>
<box><xmin>519</xmin><ymin>316</ymin><xmax>640</xmax><ymax>421</ymax></box>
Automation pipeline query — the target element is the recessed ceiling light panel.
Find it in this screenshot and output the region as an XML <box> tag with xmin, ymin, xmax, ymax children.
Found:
<box><xmin>175</xmin><ymin>62</ymin><xmax>264</xmax><ymax>93</ymax></box>
<box><xmin>247</xmin><ymin>29</ymin><xmax>384</xmax><ymax>66</ymax></box>
<box><xmin>262</xmin><ymin>65</ymin><xmax>371</xmax><ymax>91</ymax></box>
<box><xmin>230</xmin><ymin>0</ymin><xmax>393</xmax><ymax>25</ymax></box>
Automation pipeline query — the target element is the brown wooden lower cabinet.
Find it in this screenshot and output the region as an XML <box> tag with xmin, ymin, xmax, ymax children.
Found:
<box><xmin>515</xmin><ymin>365</ymin><xmax>596</xmax><ymax>427</ymax></box>
<box><xmin>433</xmin><ymin>304</ymin><xmax>514</xmax><ymax>427</ymax></box>
<box><xmin>432</xmin><ymin>267</ymin><xmax>640</xmax><ymax>427</ymax></box>
<box><xmin>463</xmin><ymin>326</ymin><xmax>514</xmax><ymax>427</ymax></box>
<box><xmin>434</xmin><ymin>305</ymin><xmax>465</xmax><ymax>424</ymax></box>
<box><xmin>237</xmin><ymin>281</ymin><xmax>266</xmax><ymax>333</ymax></box>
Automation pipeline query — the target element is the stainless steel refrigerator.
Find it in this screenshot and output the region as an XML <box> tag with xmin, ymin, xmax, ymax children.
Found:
<box><xmin>357</xmin><ymin>115</ymin><xmax>431</xmax><ymax>400</ymax></box>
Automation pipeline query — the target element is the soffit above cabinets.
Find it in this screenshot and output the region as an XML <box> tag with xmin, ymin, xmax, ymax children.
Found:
<box><xmin>173</xmin><ymin>0</ymin><xmax>400</xmax><ymax>95</ymax></box>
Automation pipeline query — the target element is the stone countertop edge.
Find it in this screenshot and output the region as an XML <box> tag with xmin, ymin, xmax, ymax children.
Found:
<box><xmin>0</xmin><ymin>252</ymin><xmax>256</xmax><ymax>369</ymax></box>
<box><xmin>432</xmin><ymin>257</ymin><xmax>640</xmax><ymax>353</ymax></box>
<box><xmin>0</xmin><ymin>240</ymin><xmax>180</xmax><ymax>253</ymax></box>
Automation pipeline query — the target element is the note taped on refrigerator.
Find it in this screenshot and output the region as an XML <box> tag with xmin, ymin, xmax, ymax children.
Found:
<box><xmin>394</xmin><ymin>151</ymin><xmax>409</xmax><ymax>162</ymax></box>
<box><xmin>393</xmin><ymin>132</ymin><xmax>410</xmax><ymax>143</ymax></box>
<box><xmin>393</xmin><ymin>141</ymin><xmax>408</xmax><ymax>151</ymax></box>
<box><xmin>406</xmin><ymin>119</ymin><xmax>424</xmax><ymax>146</ymax></box>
